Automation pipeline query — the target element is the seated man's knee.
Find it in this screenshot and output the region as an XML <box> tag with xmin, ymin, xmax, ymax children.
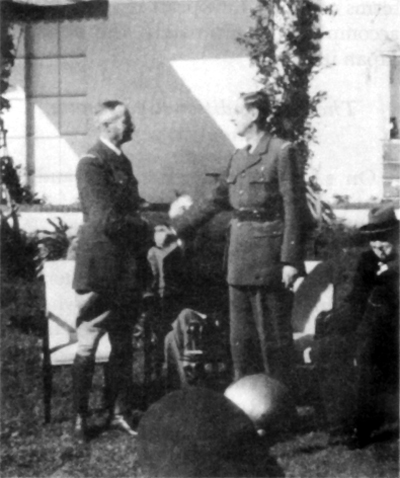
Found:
<box><xmin>368</xmin><ymin>286</ymin><xmax>389</xmax><ymax>306</ymax></box>
<box><xmin>366</xmin><ymin>286</ymin><xmax>397</xmax><ymax>320</ymax></box>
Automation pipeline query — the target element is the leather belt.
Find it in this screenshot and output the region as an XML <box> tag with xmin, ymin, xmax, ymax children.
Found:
<box><xmin>233</xmin><ymin>208</ymin><xmax>277</xmax><ymax>222</ymax></box>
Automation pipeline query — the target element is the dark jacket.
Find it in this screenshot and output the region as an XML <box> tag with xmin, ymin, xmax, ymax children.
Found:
<box><xmin>347</xmin><ymin>248</ymin><xmax>399</xmax><ymax>330</ymax></box>
<box><xmin>173</xmin><ymin>134</ymin><xmax>307</xmax><ymax>287</ymax></box>
<box><xmin>73</xmin><ymin>140</ymin><xmax>149</xmax><ymax>292</ymax></box>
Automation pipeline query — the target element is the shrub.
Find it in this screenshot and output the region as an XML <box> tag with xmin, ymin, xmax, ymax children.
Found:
<box><xmin>1</xmin><ymin>156</ymin><xmax>43</xmax><ymax>205</ymax></box>
<box><xmin>0</xmin><ymin>212</ymin><xmax>41</xmax><ymax>281</ymax></box>
<box><xmin>37</xmin><ymin>217</ymin><xmax>71</xmax><ymax>261</ymax></box>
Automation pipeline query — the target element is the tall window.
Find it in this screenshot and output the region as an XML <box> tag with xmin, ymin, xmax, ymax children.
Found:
<box><xmin>25</xmin><ymin>20</ymin><xmax>87</xmax><ymax>204</ymax></box>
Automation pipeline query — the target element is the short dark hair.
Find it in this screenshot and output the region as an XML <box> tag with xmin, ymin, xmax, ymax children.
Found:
<box><xmin>240</xmin><ymin>90</ymin><xmax>271</xmax><ymax>129</ymax></box>
<box><xmin>100</xmin><ymin>100</ymin><xmax>124</xmax><ymax>111</ymax></box>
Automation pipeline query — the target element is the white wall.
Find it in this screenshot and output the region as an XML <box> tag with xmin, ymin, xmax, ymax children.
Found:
<box><xmin>5</xmin><ymin>0</ymin><xmax>257</xmax><ymax>204</ymax></box>
<box><xmin>4</xmin><ymin>0</ymin><xmax>399</xmax><ymax>205</ymax></box>
<box><xmin>310</xmin><ymin>0</ymin><xmax>400</xmax><ymax>202</ymax></box>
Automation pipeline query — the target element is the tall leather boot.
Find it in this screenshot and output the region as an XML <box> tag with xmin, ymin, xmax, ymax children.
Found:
<box><xmin>104</xmin><ymin>335</ymin><xmax>137</xmax><ymax>436</ymax></box>
<box><xmin>72</xmin><ymin>354</ymin><xmax>94</xmax><ymax>439</ymax></box>
<box><xmin>105</xmin><ymin>358</ymin><xmax>137</xmax><ymax>437</ymax></box>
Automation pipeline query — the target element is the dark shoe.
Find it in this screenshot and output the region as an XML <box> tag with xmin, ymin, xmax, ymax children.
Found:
<box><xmin>328</xmin><ymin>425</ymin><xmax>355</xmax><ymax>446</ymax></box>
<box><xmin>345</xmin><ymin>431</ymin><xmax>372</xmax><ymax>450</ymax></box>
<box><xmin>73</xmin><ymin>414</ymin><xmax>89</xmax><ymax>442</ymax></box>
<box><xmin>109</xmin><ymin>414</ymin><xmax>138</xmax><ymax>437</ymax></box>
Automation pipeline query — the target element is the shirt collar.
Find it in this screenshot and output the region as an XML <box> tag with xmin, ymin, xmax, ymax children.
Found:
<box><xmin>100</xmin><ymin>137</ymin><xmax>122</xmax><ymax>156</ymax></box>
<box><xmin>247</xmin><ymin>132</ymin><xmax>271</xmax><ymax>156</ymax></box>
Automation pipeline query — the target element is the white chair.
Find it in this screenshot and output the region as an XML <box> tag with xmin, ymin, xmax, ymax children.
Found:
<box><xmin>42</xmin><ymin>260</ymin><xmax>335</xmax><ymax>421</ymax></box>
<box><xmin>42</xmin><ymin>260</ymin><xmax>111</xmax><ymax>423</ymax></box>
<box><xmin>292</xmin><ymin>260</ymin><xmax>335</xmax><ymax>364</ymax></box>
<box><xmin>291</xmin><ymin>261</ymin><xmax>335</xmax><ymax>424</ymax></box>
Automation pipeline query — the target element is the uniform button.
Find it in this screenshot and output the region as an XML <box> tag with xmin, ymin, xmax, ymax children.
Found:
<box><xmin>239</xmin><ymin>190</ymin><xmax>243</xmax><ymax>195</ymax></box>
<box><xmin>261</xmin><ymin>166</ymin><xmax>265</xmax><ymax>171</ymax></box>
<box><xmin>241</xmin><ymin>172</ymin><xmax>246</xmax><ymax>177</ymax></box>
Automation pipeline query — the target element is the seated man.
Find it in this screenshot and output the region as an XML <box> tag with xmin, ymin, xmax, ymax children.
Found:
<box><xmin>348</xmin><ymin>202</ymin><xmax>399</xmax><ymax>447</ymax></box>
<box><xmin>146</xmin><ymin>225</ymin><xmax>189</xmax><ymax>376</ymax></box>
<box><xmin>164</xmin><ymin>308</ymin><xmax>230</xmax><ymax>390</ymax></box>
<box><xmin>317</xmin><ymin>203</ymin><xmax>399</xmax><ymax>447</ymax></box>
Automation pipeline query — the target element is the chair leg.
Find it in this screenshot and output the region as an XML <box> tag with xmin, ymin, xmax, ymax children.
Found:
<box><xmin>43</xmin><ymin>355</ymin><xmax>52</xmax><ymax>424</ymax></box>
<box><xmin>103</xmin><ymin>362</ymin><xmax>111</xmax><ymax>412</ymax></box>
<box><xmin>42</xmin><ymin>316</ymin><xmax>52</xmax><ymax>424</ymax></box>
<box><xmin>143</xmin><ymin>311</ymin><xmax>154</xmax><ymax>390</ymax></box>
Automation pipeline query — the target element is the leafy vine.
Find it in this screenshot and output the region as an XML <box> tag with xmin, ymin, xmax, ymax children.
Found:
<box><xmin>238</xmin><ymin>0</ymin><xmax>334</xmax><ymax>172</ymax></box>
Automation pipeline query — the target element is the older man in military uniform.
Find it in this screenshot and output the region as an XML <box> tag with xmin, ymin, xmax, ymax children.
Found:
<box><xmin>171</xmin><ymin>91</ymin><xmax>307</xmax><ymax>400</ymax></box>
<box><xmin>72</xmin><ymin>100</ymin><xmax>151</xmax><ymax>439</ymax></box>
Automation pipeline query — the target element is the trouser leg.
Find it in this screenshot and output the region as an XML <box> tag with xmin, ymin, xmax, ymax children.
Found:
<box><xmin>106</xmin><ymin>292</ymin><xmax>141</xmax><ymax>416</ymax></box>
<box><xmin>230</xmin><ymin>284</ymin><xmax>296</xmax><ymax>387</ymax></box>
<box><xmin>229</xmin><ymin>286</ymin><xmax>263</xmax><ymax>381</ymax></box>
<box><xmin>354</xmin><ymin>286</ymin><xmax>399</xmax><ymax>437</ymax></box>
<box><xmin>252</xmin><ymin>286</ymin><xmax>298</xmax><ymax>429</ymax></box>
<box><xmin>251</xmin><ymin>286</ymin><xmax>296</xmax><ymax>393</ymax></box>
<box><xmin>73</xmin><ymin>354</ymin><xmax>95</xmax><ymax>417</ymax></box>
<box><xmin>354</xmin><ymin>346</ymin><xmax>376</xmax><ymax>437</ymax></box>
<box><xmin>106</xmin><ymin>323</ymin><xmax>135</xmax><ymax>416</ymax></box>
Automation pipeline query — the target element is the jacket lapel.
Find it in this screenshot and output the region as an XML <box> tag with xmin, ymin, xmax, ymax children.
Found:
<box><xmin>230</xmin><ymin>133</ymin><xmax>272</xmax><ymax>180</ymax></box>
<box><xmin>252</xmin><ymin>132</ymin><xmax>272</xmax><ymax>157</ymax></box>
<box><xmin>92</xmin><ymin>140</ymin><xmax>119</xmax><ymax>166</ymax></box>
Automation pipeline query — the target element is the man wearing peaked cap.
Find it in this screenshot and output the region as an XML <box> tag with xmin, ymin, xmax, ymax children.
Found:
<box><xmin>344</xmin><ymin>202</ymin><xmax>399</xmax><ymax>448</ymax></box>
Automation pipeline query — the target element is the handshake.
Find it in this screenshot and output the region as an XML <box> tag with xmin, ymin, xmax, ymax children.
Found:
<box><xmin>153</xmin><ymin>195</ymin><xmax>193</xmax><ymax>249</ymax></box>
<box><xmin>168</xmin><ymin>194</ymin><xmax>193</xmax><ymax>219</ymax></box>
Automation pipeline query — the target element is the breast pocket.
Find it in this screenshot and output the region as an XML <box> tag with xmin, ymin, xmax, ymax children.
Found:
<box><xmin>248</xmin><ymin>177</ymin><xmax>270</xmax><ymax>205</ymax></box>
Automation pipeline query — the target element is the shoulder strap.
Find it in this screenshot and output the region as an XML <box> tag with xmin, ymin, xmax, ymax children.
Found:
<box><xmin>81</xmin><ymin>149</ymin><xmax>106</xmax><ymax>167</ymax></box>
<box><xmin>83</xmin><ymin>153</ymin><xmax>97</xmax><ymax>160</ymax></box>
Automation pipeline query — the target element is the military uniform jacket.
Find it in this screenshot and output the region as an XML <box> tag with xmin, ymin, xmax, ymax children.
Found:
<box><xmin>173</xmin><ymin>134</ymin><xmax>306</xmax><ymax>287</ymax></box>
<box><xmin>73</xmin><ymin>140</ymin><xmax>148</xmax><ymax>293</ymax></box>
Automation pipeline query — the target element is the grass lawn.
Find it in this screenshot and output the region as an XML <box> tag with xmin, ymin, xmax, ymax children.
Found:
<box><xmin>1</xmin><ymin>268</ymin><xmax>399</xmax><ymax>478</ymax></box>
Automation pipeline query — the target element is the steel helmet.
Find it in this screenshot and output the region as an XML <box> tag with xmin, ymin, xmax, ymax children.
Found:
<box><xmin>224</xmin><ymin>374</ymin><xmax>294</xmax><ymax>434</ymax></box>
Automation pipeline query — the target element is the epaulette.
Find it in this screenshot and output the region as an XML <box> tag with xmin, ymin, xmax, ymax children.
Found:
<box><xmin>80</xmin><ymin>152</ymin><xmax>105</xmax><ymax>166</ymax></box>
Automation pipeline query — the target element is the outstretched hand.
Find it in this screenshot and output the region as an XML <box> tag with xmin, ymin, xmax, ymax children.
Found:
<box><xmin>169</xmin><ymin>195</ymin><xmax>193</xmax><ymax>219</ymax></box>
